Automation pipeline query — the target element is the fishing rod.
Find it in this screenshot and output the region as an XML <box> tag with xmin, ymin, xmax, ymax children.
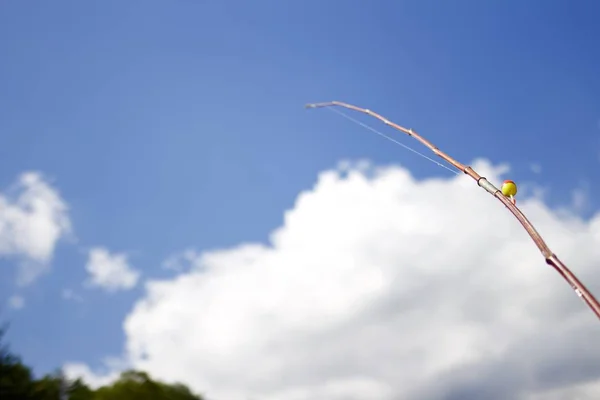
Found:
<box><xmin>307</xmin><ymin>100</ymin><xmax>600</xmax><ymax>321</ymax></box>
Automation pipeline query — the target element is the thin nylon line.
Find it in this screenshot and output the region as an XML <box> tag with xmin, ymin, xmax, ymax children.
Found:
<box><xmin>325</xmin><ymin>106</ymin><xmax>460</xmax><ymax>175</ymax></box>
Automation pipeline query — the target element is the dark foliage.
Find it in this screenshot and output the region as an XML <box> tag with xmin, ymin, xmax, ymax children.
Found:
<box><xmin>0</xmin><ymin>328</ymin><xmax>204</xmax><ymax>400</ymax></box>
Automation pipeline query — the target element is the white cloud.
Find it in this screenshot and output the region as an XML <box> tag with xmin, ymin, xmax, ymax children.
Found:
<box><xmin>570</xmin><ymin>182</ymin><xmax>591</xmax><ymax>215</ymax></box>
<box><xmin>571</xmin><ymin>189</ymin><xmax>588</xmax><ymax>212</ymax></box>
<box><xmin>162</xmin><ymin>248</ymin><xmax>200</xmax><ymax>272</ymax></box>
<box><xmin>65</xmin><ymin>159</ymin><xmax>600</xmax><ymax>400</ymax></box>
<box><xmin>8</xmin><ymin>295</ymin><xmax>24</xmax><ymax>310</ymax></box>
<box><xmin>85</xmin><ymin>247</ymin><xmax>140</xmax><ymax>292</ymax></box>
<box><xmin>0</xmin><ymin>172</ymin><xmax>71</xmax><ymax>285</ymax></box>
<box><xmin>63</xmin><ymin>362</ymin><xmax>121</xmax><ymax>389</ymax></box>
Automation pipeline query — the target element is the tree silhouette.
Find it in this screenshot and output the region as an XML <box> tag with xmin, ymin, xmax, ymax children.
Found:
<box><xmin>0</xmin><ymin>326</ymin><xmax>204</xmax><ymax>400</ymax></box>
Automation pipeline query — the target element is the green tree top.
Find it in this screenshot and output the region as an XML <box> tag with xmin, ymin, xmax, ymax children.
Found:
<box><xmin>0</xmin><ymin>327</ymin><xmax>204</xmax><ymax>400</ymax></box>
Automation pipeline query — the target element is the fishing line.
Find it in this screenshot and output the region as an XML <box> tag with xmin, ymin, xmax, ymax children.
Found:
<box><xmin>325</xmin><ymin>106</ymin><xmax>460</xmax><ymax>176</ymax></box>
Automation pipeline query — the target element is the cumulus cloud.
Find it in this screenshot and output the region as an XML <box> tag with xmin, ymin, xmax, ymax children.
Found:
<box><xmin>65</xmin><ymin>159</ymin><xmax>600</xmax><ymax>400</ymax></box>
<box><xmin>0</xmin><ymin>172</ymin><xmax>71</xmax><ymax>285</ymax></box>
<box><xmin>85</xmin><ymin>248</ymin><xmax>140</xmax><ymax>292</ymax></box>
<box><xmin>64</xmin><ymin>361</ymin><xmax>121</xmax><ymax>388</ymax></box>
<box><xmin>570</xmin><ymin>182</ymin><xmax>591</xmax><ymax>215</ymax></box>
<box><xmin>162</xmin><ymin>248</ymin><xmax>201</xmax><ymax>272</ymax></box>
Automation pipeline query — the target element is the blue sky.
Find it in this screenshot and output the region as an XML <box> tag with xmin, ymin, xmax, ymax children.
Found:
<box><xmin>1</xmin><ymin>0</ymin><xmax>600</xmax><ymax>383</ymax></box>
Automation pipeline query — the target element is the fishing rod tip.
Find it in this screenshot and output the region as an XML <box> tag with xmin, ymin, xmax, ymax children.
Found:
<box><xmin>305</xmin><ymin>103</ymin><xmax>317</xmax><ymax>109</ymax></box>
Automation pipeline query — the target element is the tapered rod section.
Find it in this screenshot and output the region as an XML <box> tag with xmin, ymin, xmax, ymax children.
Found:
<box><xmin>307</xmin><ymin>100</ymin><xmax>600</xmax><ymax>321</ymax></box>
